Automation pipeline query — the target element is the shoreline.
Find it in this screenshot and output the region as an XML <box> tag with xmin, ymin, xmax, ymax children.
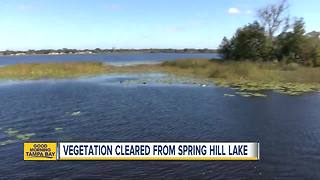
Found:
<box><xmin>0</xmin><ymin>52</ymin><xmax>216</xmax><ymax>57</ymax></box>
<box><xmin>0</xmin><ymin>59</ymin><xmax>319</xmax><ymax>96</ymax></box>
<box><xmin>0</xmin><ymin>51</ymin><xmax>218</xmax><ymax>57</ymax></box>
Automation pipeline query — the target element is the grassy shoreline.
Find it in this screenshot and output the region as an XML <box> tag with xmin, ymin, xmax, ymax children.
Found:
<box><xmin>0</xmin><ymin>62</ymin><xmax>163</xmax><ymax>80</ymax></box>
<box><xmin>0</xmin><ymin>59</ymin><xmax>319</xmax><ymax>95</ymax></box>
<box><xmin>161</xmin><ymin>59</ymin><xmax>320</xmax><ymax>95</ymax></box>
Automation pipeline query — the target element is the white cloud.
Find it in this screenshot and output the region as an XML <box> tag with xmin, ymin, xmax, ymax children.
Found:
<box><xmin>228</xmin><ymin>8</ymin><xmax>240</xmax><ymax>14</ymax></box>
<box><xmin>227</xmin><ymin>8</ymin><xmax>253</xmax><ymax>15</ymax></box>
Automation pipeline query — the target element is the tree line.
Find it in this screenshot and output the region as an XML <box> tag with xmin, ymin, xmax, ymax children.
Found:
<box><xmin>219</xmin><ymin>0</ymin><xmax>320</xmax><ymax>66</ymax></box>
<box><xmin>0</xmin><ymin>48</ymin><xmax>217</xmax><ymax>56</ymax></box>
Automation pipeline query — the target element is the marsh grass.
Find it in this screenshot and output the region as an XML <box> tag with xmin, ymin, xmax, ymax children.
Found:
<box><xmin>1</xmin><ymin>59</ymin><xmax>320</xmax><ymax>84</ymax></box>
<box><xmin>0</xmin><ymin>62</ymin><xmax>163</xmax><ymax>80</ymax></box>
<box><xmin>0</xmin><ymin>59</ymin><xmax>319</xmax><ymax>94</ymax></box>
<box><xmin>0</xmin><ymin>62</ymin><xmax>108</xmax><ymax>79</ymax></box>
<box><xmin>161</xmin><ymin>58</ymin><xmax>320</xmax><ymax>94</ymax></box>
<box><xmin>161</xmin><ymin>59</ymin><xmax>320</xmax><ymax>84</ymax></box>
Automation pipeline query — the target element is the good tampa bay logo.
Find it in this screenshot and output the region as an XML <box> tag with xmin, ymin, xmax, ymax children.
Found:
<box><xmin>24</xmin><ymin>143</ymin><xmax>57</xmax><ymax>160</ymax></box>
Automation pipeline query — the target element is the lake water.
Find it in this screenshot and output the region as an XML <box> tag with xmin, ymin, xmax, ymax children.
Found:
<box><xmin>0</xmin><ymin>53</ymin><xmax>219</xmax><ymax>66</ymax></box>
<box><xmin>0</xmin><ymin>54</ymin><xmax>320</xmax><ymax>179</ymax></box>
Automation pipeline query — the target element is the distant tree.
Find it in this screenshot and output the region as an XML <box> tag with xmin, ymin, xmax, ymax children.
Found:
<box><xmin>306</xmin><ymin>31</ymin><xmax>320</xmax><ymax>39</ymax></box>
<box><xmin>94</xmin><ymin>48</ymin><xmax>102</xmax><ymax>53</ymax></box>
<box><xmin>305</xmin><ymin>31</ymin><xmax>320</xmax><ymax>66</ymax></box>
<box><xmin>257</xmin><ymin>0</ymin><xmax>290</xmax><ymax>37</ymax></box>
<box><xmin>218</xmin><ymin>37</ymin><xmax>233</xmax><ymax>59</ymax></box>
<box><xmin>276</xmin><ymin>18</ymin><xmax>306</xmax><ymax>63</ymax></box>
<box><xmin>276</xmin><ymin>32</ymin><xmax>294</xmax><ymax>61</ymax></box>
<box><xmin>62</xmin><ymin>48</ymin><xmax>71</xmax><ymax>54</ymax></box>
<box><xmin>219</xmin><ymin>21</ymin><xmax>267</xmax><ymax>61</ymax></box>
<box><xmin>300</xmin><ymin>31</ymin><xmax>320</xmax><ymax>66</ymax></box>
<box><xmin>301</xmin><ymin>38</ymin><xmax>319</xmax><ymax>66</ymax></box>
<box><xmin>292</xmin><ymin>18</ymin><xmax>306</xmax><ymax>60</ymax></box>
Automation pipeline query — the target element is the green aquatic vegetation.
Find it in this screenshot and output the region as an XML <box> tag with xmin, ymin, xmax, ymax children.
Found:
<box><xmin>250</xmin><ymin>93</ymin><xmax>267</xmax><ymax>97</ymax></box>
<box><xmin>229</xmin><ymin>81</ymin><xmax>317</xmax><ymax>96</ymax></box>
<box><xmin>270</xmin><ymin>83</ymin><xmax>317</xmax><ymax>95</ymax></box>
<box><xmin>0</xmin><ymin>140</ymin><xmax>17</xmax><ymax>146</ymax></box>
<box><xmin>55</xmin><ymin>128</ymin><xmax>63</xmax><ymax>131</ymax></box>
<box><xmin>235</xmin><ymin>91</ymin><xmax>267</xmax><ymax>97</ymax></box>
<box><xmin>224</xmin><ymin>94</ymin><xmax>235</xmax><ymax>97</ymax></box>
<box><xmin>236</xmin><ymin>92</ymin><xmax>252</xmax><ymax>97</ymax></box>
<box><xmin>235</xmin><ymin>91</ymin><xmax>248</xmax><ymax>95</ymax></box>
<box><xmin>280</xmin><ymin>91</ymin><xmax>302</xmax><ymax>96</ymax></box>
<box><xmin>1</xmin><ymin>128</ymin><xmax>36</xmax><ymax>145</ymax></box>
<box><xmin>4</xmin><ymin>128</ymin><xmax>19</xmax><ymax>136</ymax></box>
<box><xmin>119</xmin><ymin>74</ymin><xmax>210</xmax><ymax>86</ymax></box>
<box><xmin>240</xmin><ymin>94</ymin><xmax>252</xmax><ymax>97</ymax></box>
<box><xmin>16</xmin><ymin>133</ymin><xmax>36</xmax><ymax>140</ymax></box>
<box><xmin>162</xmin><ymin>59</ymin><xmax>320</xmax><ymax>95</ymax></box>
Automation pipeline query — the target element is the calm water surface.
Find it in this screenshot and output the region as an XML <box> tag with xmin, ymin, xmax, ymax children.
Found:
<box><xmin>0</xmin><ymin>54</ymin><xmax>319</xmax><ymax>179</ymax></box>
<box><xmin>0</xmin><ymin>75</ymin><xmax>319</xmax><ymax>179</ymax></box>
<box><xmin>0</xmin><ymin>53</ymin><xmax>219</xmax><ymax>66</ymax></box>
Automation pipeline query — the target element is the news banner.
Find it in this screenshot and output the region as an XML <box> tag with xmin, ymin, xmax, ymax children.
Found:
<box><xmin>24</xmin><ymin>142</ymin><xmax>260</xmax><ymax>161</ymax></box>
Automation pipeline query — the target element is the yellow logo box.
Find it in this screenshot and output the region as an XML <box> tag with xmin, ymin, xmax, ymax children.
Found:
<box><xmin>24</xmin><ymin>142</ymin><xmax>57</xmax><ymax>161</ymax></box>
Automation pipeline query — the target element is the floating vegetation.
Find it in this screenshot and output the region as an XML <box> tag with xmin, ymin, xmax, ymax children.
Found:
<box><xmin>239</xmin><ymin>93</ymin><xmax>252</xmax><ymax>97</ymax></box>
<box><xmin>215</xmin><ymin>80</ymin><xmax>317</xmax><ymax>96</ymax></box>
<box><xmin>55</xmin><ymin>128</ymin><xmax>63</xmax><ymax>131</ymax></box>
<box><xmin>250</xmin><ymin>93</ymin><xmax>267</xmax><ymax>97</ymax></box>
<box><xmin>235</xmin><ymin>91</ymin><xmax>250</xmax><ymax>96</ymax></box>
<box><xmin>235</xmin><ymin>91</ymin><xmax>267</xmax><ymax>97</ymax></box>
<box><xmin>1</xmin><ymin>128</ymin><xmax>36</xmax><ymax>146</ymax></box>
<box><xmin>16</xmin><ymin>133</ymin><xmax>36</xmax><ymax>140</ymax></box>
<box><xmin>4</xmin><ymin>128</ymin><xmax>19</xmax><ymax>136</ymax></box>
<box><xmin>0</xmin><ymin>140</ymin><xmax>17</xmax><ymax>146</ymax></box>
<box><xmin>224</xmin><ymin>94</ymin><xmax>235</xmax><ymax>97</ymax></box>
<box><xmin>71</xmin><ymin>111</ymin><xmax>81</xmax><ymax>116</ymax></box>
<box><xmin>120</xmin><ymin>74</ymin><xmax>211</xmax><ymax>87</ymax></box>
<box><xmin>161</xmin><ymin>59</ymin><xmax>320</xmax><ymax>95</ymax></box>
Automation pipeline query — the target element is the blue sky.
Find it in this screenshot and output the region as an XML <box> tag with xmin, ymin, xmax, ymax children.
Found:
<box><xmin>0</xmin><ymin>0</ymin><xmax>319</xmax><ymax>50</ymax></box>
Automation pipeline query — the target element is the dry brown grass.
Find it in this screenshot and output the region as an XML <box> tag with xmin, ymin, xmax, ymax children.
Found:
<box><xmin>0</xmin><ymin>59</ymin><xmax>320</xmax><ymax>87</ymax></box>
<box><xmin>0</xmin><ymin>62</ymin><xmax>109</xmax><ymax>79</ymax></box>
<box><xmin>161</xmin><ymin>59</ymin><xmax>320</xmax><ymax>84</ymax></box>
